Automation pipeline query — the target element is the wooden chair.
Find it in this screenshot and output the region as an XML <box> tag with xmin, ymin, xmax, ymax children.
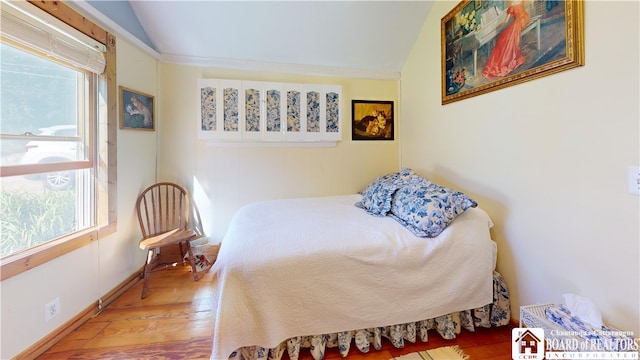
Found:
<box><xmin>136</xmin><ymin>182</ymin><xmax>201</xmax><ymax>298</ymax></box>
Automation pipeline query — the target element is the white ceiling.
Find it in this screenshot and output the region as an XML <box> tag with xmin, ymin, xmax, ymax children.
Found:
<box><xmin>80</xmin><ymin>1</ymin><xmax>434</xmax><ymax>79</ymax></box>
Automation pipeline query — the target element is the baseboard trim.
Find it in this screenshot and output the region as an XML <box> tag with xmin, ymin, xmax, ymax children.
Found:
<box><xmin>15</xmin><ymin>267</ymin><xmax>144</xmax><ymax>360</ymax></box>
<box><xmin>99</xmin><ymin>267</ymin><xmax>145</xmax><ymax>310</ymax></box>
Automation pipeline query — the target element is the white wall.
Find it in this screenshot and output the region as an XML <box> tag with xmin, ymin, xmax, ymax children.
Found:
<box><xmin>156</xmin><ymin>63</ymin><xmax>400</xmax><ymax>243</ymax></box>
<box><xmin>0</xmin><ymin>39</ymin><xmax>158</xmax><ymax>359</ymax></box>
<box><xmin>400</xmin><ymin>1</ymin><xmax>639</xmax><ymax>333</ymax></box>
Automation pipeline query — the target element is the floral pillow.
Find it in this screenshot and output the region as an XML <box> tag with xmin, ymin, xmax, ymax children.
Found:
<box><xmin>389</xmin><ymin>181</ymin><xmax>477</xmax><ymax>237</ymax></box>
<box><xmin>355</xmin><ymin>171</ymin><xmax>404</xmax><ymax>217</ymax></box>
<box><xmin>398</xmin><ymin>167</ymin><xmax>429</xmax><ymax>186</ymax></box>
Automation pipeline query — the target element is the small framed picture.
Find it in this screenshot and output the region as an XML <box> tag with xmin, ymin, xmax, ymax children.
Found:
<box><xmin>119</xmin><ymin>86</ymin><xmax>155</xmax><ymax>131</ymax></box>
<box><xmin>352</xmin><ymin>100</ymin><xmax>394</xmax><ymax>141</ymax></box>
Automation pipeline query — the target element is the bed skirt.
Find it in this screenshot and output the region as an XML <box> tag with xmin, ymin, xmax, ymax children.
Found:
<box><xmin>228</xmin><ymin>271</ymin><xmax>510</xmax><ymax>360</ymax></box>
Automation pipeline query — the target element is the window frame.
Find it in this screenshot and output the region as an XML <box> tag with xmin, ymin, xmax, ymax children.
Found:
<box><xmin>0</xmin><ymin>50</ymin><xmax>95</xmax><ymax>178</ymax></box>
<box><xmin>0</xmin><ymin>0</ymin><xmax>117</xmax><ymax>281</ymax></box>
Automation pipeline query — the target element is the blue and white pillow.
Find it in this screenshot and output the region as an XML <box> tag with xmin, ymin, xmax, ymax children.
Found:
<box><xmin>398</xmin><ymin>167</ymin><xmax>429</xmax><ymax>187</ymax></box>
<box><xmin>389</xmin><ymin>181</ymin><xmax>477</xmax><ymax>237</ymax></box>
<box><xmin>355</xmin><ymin>171</ymin><xmax>404</xmax><ymax>217</ymax></box>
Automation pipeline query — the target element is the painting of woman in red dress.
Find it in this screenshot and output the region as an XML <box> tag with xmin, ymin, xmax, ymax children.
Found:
<box><xmin>482</xmin><ymin>0</ymin><xmax>531</xmax><ymax>79</ymax></box>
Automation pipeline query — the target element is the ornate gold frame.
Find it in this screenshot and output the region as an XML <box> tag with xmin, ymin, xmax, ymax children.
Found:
<box><xmin>441</xmin><ymin>0</ymin><xmax>584</xmax><ymax>104</ymax></box>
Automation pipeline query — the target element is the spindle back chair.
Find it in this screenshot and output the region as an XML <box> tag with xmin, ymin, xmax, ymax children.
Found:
<box><xmin>136</xmin><ymin>182</ymin><xmax>200</xmax><ymax>298</ymax></box>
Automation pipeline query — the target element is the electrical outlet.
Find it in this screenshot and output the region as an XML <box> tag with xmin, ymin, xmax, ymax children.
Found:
<box><xmin>44</xmin><ymin>297</ymin><xmax>60</xmax><ymax>322</ymax></box>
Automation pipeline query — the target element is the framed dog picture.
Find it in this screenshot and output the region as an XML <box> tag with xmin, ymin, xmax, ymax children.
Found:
<box><xmin>352</xmin><ymin>100</ymin><xmax>394</xmax><ymax>141</ymax></box>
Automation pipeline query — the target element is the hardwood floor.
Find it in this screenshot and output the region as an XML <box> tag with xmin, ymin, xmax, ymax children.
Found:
<box><xmin>37</xmin><ymin>260</ymin><xmax>515</xmax><ymax>360</ymax></box>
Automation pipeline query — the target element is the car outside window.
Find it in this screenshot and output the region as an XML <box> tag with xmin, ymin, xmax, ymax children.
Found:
<box><xmin>20</xmin><ymin>125</ymin><xmax>82</xmax><ymax>190</ymax></box>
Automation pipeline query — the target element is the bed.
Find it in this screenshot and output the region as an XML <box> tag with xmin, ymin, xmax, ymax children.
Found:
<box><xmin>210</xmin><ymin>170</ymin><xmax>511</xmax><ymax>360</ymax></box>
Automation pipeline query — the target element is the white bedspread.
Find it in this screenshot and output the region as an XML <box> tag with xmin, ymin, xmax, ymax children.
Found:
<box><xmin>210</xmin><ymin>194</ymin><xmax>497</xmax><ymax>360</ymax></box>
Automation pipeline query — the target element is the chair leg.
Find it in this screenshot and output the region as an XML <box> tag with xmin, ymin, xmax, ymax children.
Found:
<box><xmin>141</xmin><ymin>249</ymin><xmax>154</xmax><ymax>299</ymax></box>
<box><xmin>178</xmin><ymin>243</ymin><xmax>186</xmax><ymax>264</ymax></box>
<box><xmin>184</xmin><ymin>241</ymin><xmax>199</xmax><ymax>281</ymax></box>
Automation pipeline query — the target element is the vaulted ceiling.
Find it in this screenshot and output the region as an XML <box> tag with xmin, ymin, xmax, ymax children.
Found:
<box><xmin>77</xmin><ymin>1</ymin><xmax>434</xmax><ymax>78</ymax></box>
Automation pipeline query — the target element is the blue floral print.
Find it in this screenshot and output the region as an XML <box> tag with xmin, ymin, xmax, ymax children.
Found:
<box><xmin>287</xmin><ymin>90</ymin><xmax>300</xmax><ymax>132</ymax></box>
<box><xmin>266</xmin><ymin>89</ymin><xmax>281</xmax><ymax>132</ymax></box>
<box><xmin>245</xmin><ymin>88</ymin><xmax>260</xmax><ymax>132</ymax></box>
<box><xmin>326</xmin><ymin>92</ymin><xmax>339</xmax><ymax>133</ymax></box>
<box><xmin>388</xmin><ymin>180</ymin><xmax>477</xmax><ymax>237</ymax></box>
<box><xmin>307</xmin><ymin>92</ymin><xmax>320</xmax><ymax>132</ymax></box>
<box><xmin>354</xmin><ymin>171</ymin><xmax>404</xmax><ymax>217</ymax></box>
<box><xmin>223</xmin><ymin>88</ymin><xmax>239</xmax><ymax>132</ymax></box>
<box><xmin>356</xmin><ymin>169</ymin><xmax>477</xmax><ymax>237</ymax></box>
<box><xmin>200</xmin><ymin>87</ymin><xmax>216</xmax><ymax>131</ymax></box>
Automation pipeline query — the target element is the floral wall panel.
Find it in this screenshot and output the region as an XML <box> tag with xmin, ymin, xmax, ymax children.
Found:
<box><xmin>266</xmin><ymin>89</ymin><xmax>282</xmax><ymax>133</ymax></box>
<box><xmin>287</xmin><ymin>90</ymin><xmax>301</xmax><ymax>133</ymax></box>
<box><xmin>307</xmin><ymin>91</ymin><xmax>320</xmax><ymax>133</ymax></box>
<box><xmin>245</xmin><ymin>88</ymin><xmax>261</xmax><ymax>132</ymax></box>
<box><xmin>223</xmin><ymin>87</ymin><xmax>239</xmax><ymax>132</ymax></box>
<box><xmin>326</xmin><ymin>91</ymin><xmax>340</xmax><ymax>133</ymax></box>
<box><xmin>199</xmin><ymin>79</ymin><xmax>341</xmax><ymax>144</ymax></box>
<box><xmin>200</xmin><ymin>86</ymin><xmax>216</xmax><ymax>132</ymax></box>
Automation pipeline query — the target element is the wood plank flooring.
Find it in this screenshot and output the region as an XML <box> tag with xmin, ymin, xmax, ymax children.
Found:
<box><xmin>37</xmin><ymin>259</ymin><xmax>515</xmax><ymax>360</ymax></box>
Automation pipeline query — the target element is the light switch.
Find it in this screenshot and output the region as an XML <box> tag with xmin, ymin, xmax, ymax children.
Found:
<box><xmin>628</xmin><ymin>166</ymin><xmax>640</xmax><ymax>196</ymax></box>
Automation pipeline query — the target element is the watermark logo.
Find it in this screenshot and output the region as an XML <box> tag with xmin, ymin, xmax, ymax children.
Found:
<box><xmin>512</xmin><ymin>327</ymin><xmax>640</xmax><ymax>359</ymax></box>
<box><xmin>512</xmin><ymin>328</ymin><xmax>545</xmax><ymax>360</ymax></box>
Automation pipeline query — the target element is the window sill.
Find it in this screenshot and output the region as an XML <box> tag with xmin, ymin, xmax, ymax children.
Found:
<box><xmin>0</xmin><ymin>226</ymin><xmax>107</xmax><ymax>281</ymax></box>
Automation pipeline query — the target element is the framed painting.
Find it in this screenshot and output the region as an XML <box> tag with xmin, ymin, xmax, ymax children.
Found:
<box><xmin>352</xmin><ymin>100</ymin><xmax>394</xmax><ymax>141</ymax></box>
<box><xmin>119</xmin><ymin>86</ymin><xmax>155</xmax><ymax>130</ymax></box>
<box><xmin>441</xmin><ymin>0</ymin><xmax>584</xmax><ymax>104</ymax></box>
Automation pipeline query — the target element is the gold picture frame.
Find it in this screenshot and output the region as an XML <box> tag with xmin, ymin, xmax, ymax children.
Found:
<box><xmin>352</xmin><ymin>100</ymin><xmax>394</xmax><ymax>141</ymax></box>
<box><xmin>119</xmin><ymin>86</ymin><xmax>155</xmax><ymax>131</ymax></box>
<box><xmin>441</xmin><ymin>0</ymin><xmax>584</xmax><ymax>104</ymax></box>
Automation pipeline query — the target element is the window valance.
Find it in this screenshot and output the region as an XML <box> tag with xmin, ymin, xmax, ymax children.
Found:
<box><xmin>0</xmin><ymin>1</ymin><xmax>106</xmax><ymax>74</ymax></box>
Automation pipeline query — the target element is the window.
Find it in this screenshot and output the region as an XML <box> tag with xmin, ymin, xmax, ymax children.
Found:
<box><xmin>0</xmin><ymin>1</ymin><xmax>116</xmax><ymax>279</ymax></box>
<box><xmin>0</xmin><ymin>42</ymin><xmax>94</xmax><ymax>253</ymax></box>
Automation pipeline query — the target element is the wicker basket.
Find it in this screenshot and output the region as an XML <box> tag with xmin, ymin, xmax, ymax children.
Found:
<box><xmin>520</xmin><ymin>303</ymin><xmax>639</xmax><ymax>353</ymax></box>
<box><xmin>520</xmin><ymin>304</ymin><xmax>584</xmax><ymax>344</ymax></box>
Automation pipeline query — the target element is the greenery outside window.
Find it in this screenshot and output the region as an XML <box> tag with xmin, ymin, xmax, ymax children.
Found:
<box><xmin>0</xmin><ymin>0</ymin><xmax>116</xmax><ymax>280</ymax></box>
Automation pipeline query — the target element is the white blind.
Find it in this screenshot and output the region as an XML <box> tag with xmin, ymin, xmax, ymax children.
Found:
<box><xmin>0</xmin><ymin>1</ymin><xmax>106</xmax><ymax>74</ymax></box>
